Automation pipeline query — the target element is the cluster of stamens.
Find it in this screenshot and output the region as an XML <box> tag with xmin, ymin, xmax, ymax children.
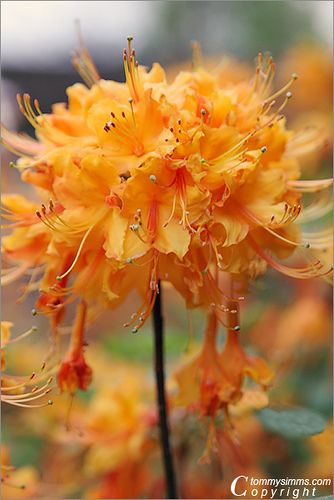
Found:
<box><xmin>1</xmin><ymin>350</ymin><xmax>54</xmax><ymax>409</ymax></box>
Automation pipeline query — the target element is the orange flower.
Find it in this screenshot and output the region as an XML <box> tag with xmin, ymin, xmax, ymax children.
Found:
<box><xmin>174</xmin><ymin>307</ymin><xmax>273</xmax><ymax>418</ymax></box>
<box><xmin>85</xmin><ymin>461</ymin><xmax>151</xmax><ymax>500</ymax></box>
<box><xmin>278</xmin><ymin>43</ymin><xmax>333</xmax><ymax>173</ymax></box>
<box><xmin>1</xmin><ymin>39</ymin><xmax>331</xmax><ymax>339</ymax></box>
<box><xmin>280</xmin><ymin>43</ymin><xmax>332</xmax><ymax>115</ymax></box>
<box><xmin>174</xmin><ymin>312</ymin><xmax>237</xmax><ymax>417</ymax></box>
<box><xmin>57</xmin><ymin>301</ymin><xmax>92</xmax><ymax>393</ymax></box>
<box><xmin>173</xmin><ymin>299</ymin><xmax>273</xmax><ymax>462</ymax></box>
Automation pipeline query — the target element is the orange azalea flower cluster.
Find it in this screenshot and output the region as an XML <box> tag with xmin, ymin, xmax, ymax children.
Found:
<box><xmin>2</xmin><ymin>39</ymin><xmax>332</xmax><ymax>403</ymax></box>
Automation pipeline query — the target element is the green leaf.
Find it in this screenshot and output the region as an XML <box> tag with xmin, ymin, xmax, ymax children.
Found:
<box><xmin>256</xmin><ymin>407</ymin><xmax>326</xmax><ymax>438</ymax></box>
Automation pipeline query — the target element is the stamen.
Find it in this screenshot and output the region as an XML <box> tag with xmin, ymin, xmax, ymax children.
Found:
<box><xmin>123</xmin><ymin>37</ymin><xmax>143</xmax><ymax>102</ymax></box>
<box><xmin>1</xmin><ymin>262</ymin><xmax>32</xmax><ymax>286</ymax></box>
<box><xmin>72</xmin><ymin>20</ymin><xmax>100</xmax><ymax>87</ymax></box>
<box><xmin>191</xmin><ymin>40</ymin><xmax>202</xmax><ymax>69</ymax></box>
<box><xmin>56</xmin><ymin>225</ymin><xmax>94</xmax><ymax>280</ymax></box>
<box><xmin>299</xmin><ymin>196</ymin><xmax>332</xmax><ymax>223</ymax></box>
<box><xmin>287</xmin><ymin>178</ymin><xmax>333</xmax><ymax>193</ymax></box>
<box><xmin>248</xmin><ymin>235</ymin><xmax>331</xmax><ymax>279</ymax></box>
<box><xmin>237</xmin><ymin>203</ymin><xmax>304</xmax><ymax>248</ymax></box>
<box><xmin>263</xmin><ymin>72</ymin><xmax>297</xmax><ymax>104</ymax></box>
<box><xmin>3</xmin><ymin>326</ymin><xmax>37</xmax><ymax>346</ymax></box>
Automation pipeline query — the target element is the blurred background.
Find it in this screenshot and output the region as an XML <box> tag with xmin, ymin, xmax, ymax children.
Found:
<box><xmin>1</xmin><ymin>1</ymin><xmax>333</xmax><ymax>123</ymax></box>
<box><xmin>1</xmin><ymin>1</ymin><xmax>333</xmax><ymax>499</ymax></box>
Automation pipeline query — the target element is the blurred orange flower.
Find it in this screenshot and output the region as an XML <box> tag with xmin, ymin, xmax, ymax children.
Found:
<box><xmin>1</xmin><ymin>446</ymin><xmax>40</xmax><ymax>500</ymax></box>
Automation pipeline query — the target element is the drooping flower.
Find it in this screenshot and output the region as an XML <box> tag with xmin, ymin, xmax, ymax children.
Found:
<box><xmin>173</xmin><ymin>293</ymin><xmax>273</xmax><ymax>461</ymax></box>
<box><xmin>57</xmin><ymin>301</ymin><xmax>92</xmax><ymax>393</ymax></box>
<box><xmin>55</xmin><ymin>357</ymin><xmax>157</xmax><ymax>499</ymax></box>
<box><xmin>1</xmin><ymin>38</ymin><xmax>332</xmax><ymax>396</ymax></box>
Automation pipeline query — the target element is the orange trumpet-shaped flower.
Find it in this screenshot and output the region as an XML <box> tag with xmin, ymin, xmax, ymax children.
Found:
<box><xmin>174</xmin><ymin>307</ymin><xmax>273</xmax><ymax>419</ymax></box>
<box><xmin>57</xmin><ymin>301</ymin><xmax>92</xmax><ymax>394</ymax></box>
<box><xmin>174</xmin><ymin>312</ymin><xmax>236</xmax><ymax>417</ymax></box>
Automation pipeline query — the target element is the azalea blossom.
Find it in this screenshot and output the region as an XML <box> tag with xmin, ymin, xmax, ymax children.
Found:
<box><xmin>1</xmin><ymin>39</ymin><xmax>332</xmax><ymax>398</ymax></box>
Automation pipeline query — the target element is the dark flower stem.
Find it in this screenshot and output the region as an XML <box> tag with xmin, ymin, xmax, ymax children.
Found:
<box><xmin>152</xmin><ymin>282</ymin><xmax>178</xmax><ymax>499</ymax></box>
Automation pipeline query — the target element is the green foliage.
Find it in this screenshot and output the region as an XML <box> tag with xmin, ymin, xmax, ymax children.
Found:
<box><xmin>5</xmin><ymin>433</ymin><xmax>43</xmax><ymax>468</ymax></box>
<box><xmin>156</xmin><ymin>1</ymin><xmax>317</xmax><ymax>61</ymax></box>
<box><xmin>256</xmin><ymin>407</ymin><xmax>326</xmax><ymax>438</ymax></box>
<box><xmin>103</xmin><ymin>326</ymin><xmax>191</xmax><ymax>363</ymax></box>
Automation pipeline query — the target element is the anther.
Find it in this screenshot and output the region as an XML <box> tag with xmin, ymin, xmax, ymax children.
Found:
<box><xmin>304</xmin><ymin>242</ymin><xmax>311</xmax><ymax>249</ymax></box>
<box><xmin>31</xmin><ymin>308</ymin><xmax>37</xmax><ymax>316</ymax></box>
<box><xmin>261</xmin><ymin>146</ymin><xmax>267</xmax><ymax>153</ymax></box>
<box><xmin>286</xmin><ymin>91</ymin><xmax>292</xmax><ymax>99</ymax></box>
<box><xmin>149</xmin><ymin>174</ymin><xmax>157</xmax><ymax>183</ymax></box>
<box><xmin>201</xmin><ymin>108</ymin><xmax>206</xmax><ymax>116</ymax></box>
<box><xmin>234</xmin><ymin>325</ymin><xmax>241</xmax><ymax>331</ymax></box>
<box><xmin>291</xmin><ymin>73</ymin><xmax>298</xmax><ymax>80</ymax></box>
<box><xmin>126</xmin><ymin>258</ymin><xmax>133</xmax><ymax>264</ymax></box>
